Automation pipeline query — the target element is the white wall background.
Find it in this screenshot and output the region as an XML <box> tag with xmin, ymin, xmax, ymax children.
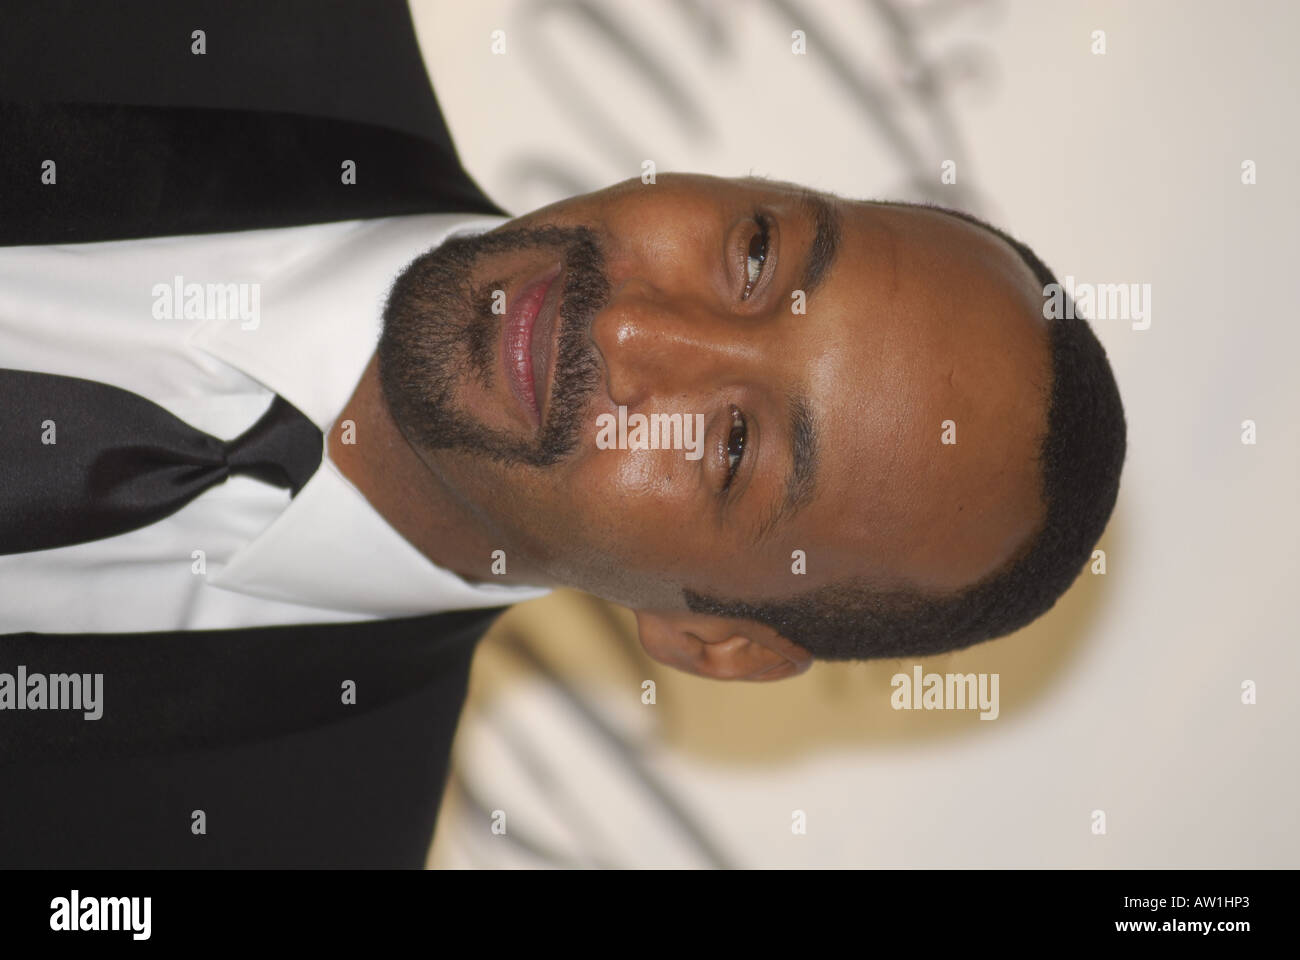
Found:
<box><xmin>411</xmin><ymin>0</ymin><xmax>1300</xmax><ymax>868</ymax></box>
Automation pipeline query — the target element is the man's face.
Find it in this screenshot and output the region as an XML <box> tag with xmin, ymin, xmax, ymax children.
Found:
<box><xmin>379</xmin><ymin>173</ymin><xmax>1051</xmax><ymax>678</ymax></box>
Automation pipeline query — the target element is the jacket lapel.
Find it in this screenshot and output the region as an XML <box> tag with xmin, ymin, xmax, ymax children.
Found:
<box><xmin>0</xmin><ymin>605</ymin><xmax>504</xmax><ymax>763</ymax></box>
<box><xmin>0</xmin><ymin>99</ymin><xmax>505</xmax><ymax>247</ymax></box>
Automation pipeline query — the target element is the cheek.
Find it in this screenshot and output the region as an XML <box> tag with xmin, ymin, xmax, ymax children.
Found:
<box><xmin>565</xmin><ymin>448</ymin><xmax>700</xmax><ymax>562</ymax></box>
<box><xmin>594</xmin><ymin>447</ymin><xmax>692</xmax><ymax>515</ymax></box>
<box><xmin>603</xmin><ymin>190</ymin><xmax>715</xmax><ymax>261</ymax></box>
<box><xmin>546</xmin><ymin>455</ymin><xmax>705</xmax><ymax>606</ymax></box>
<box><xmin>607</xmin><ymin>447</ymin><xmax>657</xmax><ymax>493</ymax></box>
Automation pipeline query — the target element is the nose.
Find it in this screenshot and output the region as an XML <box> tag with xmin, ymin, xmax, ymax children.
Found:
<box><xmin>590</xmin><ymin>278</ymin><xmax>754</xmax><ymax>408</ymax></box>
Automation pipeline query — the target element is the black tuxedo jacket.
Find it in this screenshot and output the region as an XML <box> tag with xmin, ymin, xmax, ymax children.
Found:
<box><xmin>0</xmin><ymin>1</ymin><xmax>511</xmax><ymax>867</ymax></box>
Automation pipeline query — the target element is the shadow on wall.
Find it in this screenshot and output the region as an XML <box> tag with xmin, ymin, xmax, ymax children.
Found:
<box><xmin>457</xmin><ymin>0</ymin><xmax>1002</xmax><ymax>213</ymax></box>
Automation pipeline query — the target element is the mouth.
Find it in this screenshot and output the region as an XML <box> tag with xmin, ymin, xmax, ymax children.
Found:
<box><xmin>502</xmin><ymin>261</ymin><xmax>563</xmax><ymax>428</ymax></box>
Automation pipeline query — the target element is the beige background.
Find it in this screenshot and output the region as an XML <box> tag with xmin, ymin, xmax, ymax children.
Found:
<box><xmin>409</xmin><ymin>0</ymin><xmax>1300</xmax><ymax>867</ymax></box>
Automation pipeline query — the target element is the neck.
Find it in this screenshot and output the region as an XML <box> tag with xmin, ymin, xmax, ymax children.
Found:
<box><xmin>327</xmin><ymin>352</ymin><xmax>538</xmax><ymax>587</ymax></box>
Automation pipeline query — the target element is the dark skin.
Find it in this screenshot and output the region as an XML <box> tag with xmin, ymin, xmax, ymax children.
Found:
<box><xmin>330</xmin><ymin>173</ymin><xmax>1051</xmax><ymax>682</ymax></box>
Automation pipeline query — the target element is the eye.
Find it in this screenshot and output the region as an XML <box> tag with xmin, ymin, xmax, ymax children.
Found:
<box><xmin>723</xmin><ymin>405</ymin><xmax>747</xmax><ymax>490</ymax></box>
<box><xmin>741</xmin><ymin>214</ymin><xmax>771</xmax><ymax>300</ymax></box>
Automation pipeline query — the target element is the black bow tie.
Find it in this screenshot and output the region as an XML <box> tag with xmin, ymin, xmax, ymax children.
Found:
<box><xmin>1</xmin><ymin>368</ymin><xmax>323</xmax><ymax>556</ymax></box>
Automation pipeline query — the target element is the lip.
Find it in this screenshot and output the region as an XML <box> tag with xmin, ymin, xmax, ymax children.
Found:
<box><xmin>502</xmin><ymin>262</ymin><xmax>562</xmax><ymax>427</ymax></box>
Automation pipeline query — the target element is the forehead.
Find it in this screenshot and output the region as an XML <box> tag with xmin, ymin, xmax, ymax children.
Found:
<box><xmin>789</xmin><ymin>196</ymin><xmax>1052</xmax><ymax>593</ymax></box>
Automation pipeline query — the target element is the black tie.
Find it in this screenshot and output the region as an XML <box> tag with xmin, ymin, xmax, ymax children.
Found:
<box><xmin>1</xmin><ymin>368</ymin><xmax>323</xmax><ymax>556</ymax></box>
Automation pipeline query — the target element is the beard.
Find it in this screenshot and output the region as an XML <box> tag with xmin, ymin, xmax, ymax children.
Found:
<box><xmin>377</xmin><ymin>223</ymin><xmax>610</xmax><ymax>468</ymax></box>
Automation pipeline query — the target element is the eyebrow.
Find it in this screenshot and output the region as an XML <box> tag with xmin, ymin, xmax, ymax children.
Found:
<box><xmin>747</xmin><ymin>188</ymin><xmax>838</xmax><ymax>544</ymax></box>
<box><xmin>793</xmin><ymin>188</ymin><xmax>842</xmax><ymax>299</ymax></box>
<box><xmin>752</xmin><ymin>393</ymin><xmax>820</xmax><ymax>546</ymax></box>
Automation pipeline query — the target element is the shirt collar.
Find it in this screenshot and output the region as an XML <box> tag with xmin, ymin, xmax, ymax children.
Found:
<box><xmin>186</xmin><ymin>214</ymin><xmax>551</xmax><ymax>616</ymax></box>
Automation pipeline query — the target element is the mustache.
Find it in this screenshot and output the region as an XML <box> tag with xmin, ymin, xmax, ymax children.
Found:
<box><xmin>536</xmin><ymin>227</ymin><xmax>609</xmax><ymax>463</ymax></box>
<box><xmin>466</xmin><ymin>224</ymin><xmax>610</xmax><ymax>464</ymax></box>
<box><xmin>379</xmin><ymin>223</ymin><xmax>610</xmax><ymax>468</ymax></box>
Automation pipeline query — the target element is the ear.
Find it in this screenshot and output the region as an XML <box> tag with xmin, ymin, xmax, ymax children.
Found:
<box><xmin>633</xmin><ymin>608</ymin><xmax>814</xmax><ymax>681</ymax></box>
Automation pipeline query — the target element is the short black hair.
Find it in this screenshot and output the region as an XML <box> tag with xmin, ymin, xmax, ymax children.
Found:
<box><xmin>683</xmin><ymin>202</ymin><xmax>1127</xmax><ymax>660</ymax></box>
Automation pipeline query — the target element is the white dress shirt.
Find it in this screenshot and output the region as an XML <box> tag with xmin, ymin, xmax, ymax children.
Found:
<box><xmin>0</xmin><ymin>214</ymin><xmax>550</xmax><ymax>634</ymax></box>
